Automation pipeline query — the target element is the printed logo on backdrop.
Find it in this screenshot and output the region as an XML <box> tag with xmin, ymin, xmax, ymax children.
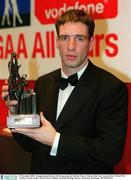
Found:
<box><xmin>0</xmin><ymin>0</ymin><xmax>31</xmax><ymax>28</ymax></box>
<box><xmin>35</xmin><ymin>0</ymin><xmax>118</xmax><ymax>24</ymax></box>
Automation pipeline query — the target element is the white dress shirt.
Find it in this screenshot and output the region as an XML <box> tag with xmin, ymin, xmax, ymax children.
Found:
<box><xmin>50</xmin><ymin>63</ymin><xmax>88</xmax><ymax>156</ymax></box>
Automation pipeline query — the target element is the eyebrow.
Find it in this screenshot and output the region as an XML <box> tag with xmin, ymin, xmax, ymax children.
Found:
<box><xmin>59</xmin><ymin>34</ymin><xmax>88</xmax><ymax>38</ymax></box>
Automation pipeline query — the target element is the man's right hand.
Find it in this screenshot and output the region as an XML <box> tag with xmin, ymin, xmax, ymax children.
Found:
<box><xmin>1</xmin><ymin>81</ymin><xmax>17</xmax><ymax>108</ymax></box>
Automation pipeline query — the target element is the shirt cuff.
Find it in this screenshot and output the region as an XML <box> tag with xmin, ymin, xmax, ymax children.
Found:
<box><xmin>50</xmin><ymin>132</ymin><xmax>60</xmax><ymax>156</ymax></box>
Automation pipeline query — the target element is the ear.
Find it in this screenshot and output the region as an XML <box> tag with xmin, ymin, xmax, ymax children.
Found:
<box><xmin>88</xmin><ymin>36</ymin><xmax>95</xmax><ymax>53</ymax></box>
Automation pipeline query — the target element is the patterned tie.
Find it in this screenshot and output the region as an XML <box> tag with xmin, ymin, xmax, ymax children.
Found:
<box><xmin>57</xmin><ymin>73</ymin><xmax>78</xmax><ymax>90</ymax></box>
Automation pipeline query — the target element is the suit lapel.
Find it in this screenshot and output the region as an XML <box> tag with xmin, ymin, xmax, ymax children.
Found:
<box><xmin>54</xmin><ymin>61</ymin><xmax>98</xmax><ymax>130</ymax></box>
<box><xmin>44</xmin><ymin>70</ymin><xmax>60</xmax><ymax>125</ymax></box>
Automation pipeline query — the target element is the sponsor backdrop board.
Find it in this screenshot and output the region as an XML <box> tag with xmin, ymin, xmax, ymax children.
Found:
<box><xmin>0</xmin><ymin>1</ymin><xmax>131</xmax><ymax>173</ymax></box>
<box><xmin>0</xmin><ymin>0</ymin><xmax>131</xmax><ymax>82</ymax></box>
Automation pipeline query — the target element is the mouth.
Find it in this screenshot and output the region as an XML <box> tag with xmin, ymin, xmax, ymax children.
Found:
<box><xmin>66</xmin><ymin>55</ymin><xmax>77</xmax><ymax>61</ymax></box>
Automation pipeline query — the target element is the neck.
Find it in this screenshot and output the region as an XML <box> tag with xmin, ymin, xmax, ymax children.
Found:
<box><xmin>62</xmin><ymin>59</ymin><xmax>88</xmax><ymax>77</ymax></box>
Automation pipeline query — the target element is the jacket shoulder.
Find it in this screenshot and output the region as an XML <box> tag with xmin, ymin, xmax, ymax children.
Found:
<box><xmin>91</xmin><ymin>62</ymin><xmax>125</xmax><ymax>85</ymax></box>
<box><xmin>36</xmin><ymin>69</ymin><xmax>60</xmax><ymax>84</ymax></box>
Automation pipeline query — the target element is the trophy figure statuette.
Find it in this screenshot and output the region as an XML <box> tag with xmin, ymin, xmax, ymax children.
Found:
<box><xmin>6</xmin><ymin>52</ymin><xmax>40</xmax><ymax>128</ymax></box>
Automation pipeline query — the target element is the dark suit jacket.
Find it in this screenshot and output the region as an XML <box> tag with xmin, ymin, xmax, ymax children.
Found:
<box><xmin>13</xmin><ymin>61</ymin><xmax>128</xmax><ymax>174</ymax></box>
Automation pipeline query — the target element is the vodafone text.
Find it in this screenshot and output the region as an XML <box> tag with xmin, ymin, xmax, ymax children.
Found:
<box><xmin>0</xmin><ymin>31</ymin><xmax>118</xmax><ymax>59</ymax></box>
<box><xmin>45</xmin><ymin>2</ymin><xmax>104</xmax><ymax>19</ymax></box>
<box><xmin>35</xmin><ymin>0</ymin><xmax>117</xmax><ymax>24</ymax></box>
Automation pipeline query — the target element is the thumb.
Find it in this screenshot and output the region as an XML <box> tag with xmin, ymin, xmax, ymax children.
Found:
<box><xmin>40</xmin><ymin>112</ymin><xmax>48</xmax><ymax>125</ymax></box>
<box><xmin>5</xmin><ymin>80</ymin><xmax>8</xmax><ymax>85</ymax></box>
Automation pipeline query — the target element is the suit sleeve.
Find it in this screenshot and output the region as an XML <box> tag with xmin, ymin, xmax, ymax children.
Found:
<box><xmin>57</xmin><ymin>81</ymin><xmax>128</xmax><ymax>166</ymax></box>
<box><xmin>12</xmin><ymin>133</ymin><xmax>36</xmax><ymax>152</ymax></box>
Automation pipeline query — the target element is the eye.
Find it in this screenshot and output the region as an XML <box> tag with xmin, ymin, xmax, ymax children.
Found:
<box><xmin>76</xmin><ymin>35</ymin><xmax>86</xmax><ymax>41</ymax></box>
<box><xmin>59</xmin><ymin>35</ymin><xmax>68</xmax><ymax>41</ymax></box>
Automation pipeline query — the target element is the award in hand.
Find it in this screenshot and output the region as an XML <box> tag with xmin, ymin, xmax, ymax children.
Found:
<box><xmin>7</xmin><ymin>52</ymin><xmax>40</xmax><ymax>128</ymax></box>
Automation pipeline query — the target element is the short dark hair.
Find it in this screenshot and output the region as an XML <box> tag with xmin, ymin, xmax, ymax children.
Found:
<box><xmin>55</xmin><ymin>9</ymin><xmax>95</xmax><ymax>40</ymax></box>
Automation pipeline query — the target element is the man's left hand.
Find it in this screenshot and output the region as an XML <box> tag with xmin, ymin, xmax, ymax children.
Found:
<box><xmin>11</xmin><ymin>112</ymin><xmax>57</xmax><ymax>146</ymax></box>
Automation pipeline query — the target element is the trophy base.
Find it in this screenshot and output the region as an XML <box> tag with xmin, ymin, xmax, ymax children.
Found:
<box><xmin>7</xmin><ymin>114</ymin><xmax>40</xmax><ymax>128</ymax></box>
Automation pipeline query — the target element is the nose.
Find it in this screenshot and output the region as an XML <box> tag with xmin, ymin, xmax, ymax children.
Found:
<box><xmin>67</xmin><ymin>37</ymin><xmax>76</xmax><ymax>51</ymax></box>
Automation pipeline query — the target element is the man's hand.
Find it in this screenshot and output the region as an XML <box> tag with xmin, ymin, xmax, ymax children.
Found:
<box><xmin>11</xmin><ymin>112</ymin><xmax>57</xmax><ymax>146</ymax></box>
<box><xmin>1</xmin><ymin>81</ymin><xmax>17</xmax><ymax>109</ymax></box>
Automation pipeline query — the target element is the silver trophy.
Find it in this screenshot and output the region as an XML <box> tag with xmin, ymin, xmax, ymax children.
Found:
<box><xmin>6</xmin><ymin>52</ymin><xmax>40</xmax><ymax>128</ymax></box>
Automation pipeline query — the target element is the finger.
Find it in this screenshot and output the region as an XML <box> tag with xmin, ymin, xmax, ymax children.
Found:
<box><xmin>11</xmin><ymin>128</ymin><xmax>39</xmax><ymax>142</ymax></box>
<box><xmin>2</xmin><ymin>85</ymin><xmax>9</xmax><ymax>91</ymax></box>
<box><xmin>1</xmin><ymin>85</ymin><xmax>9</xmax><ymax>100</ymax></box>
<box><xmin>6</xmin><ymin>100</ymin><xmax>17</xmax><ymax>114</ymax></box>
<box><xmin>7</xmin><ymin>100</ymin><xmax>17</xmax><ymax>106</ymax></box>
<box><xmin>3</xmin><ymin>128</ymin><xmax>12</xmax><ymax>135</ymax></box>
<box><xmin>11</xmin><ymin>129</ymin><xmax>29</xmax><ymax>136</ymax></box>
<box><xmin>40</xmin><ymin>112</ymin><xmax>43</xmax><ymax>117</ymax></box>
<box><xmin>1</xmin><ymin>91</ymin><xmax>9</xmax><ymax>100</ymax></box>
<box><xmin>40</xmin><ymin>112</ymin><xmax>48</xmax><ymax>125</ymax></box>
<box><xmin>11</xmin><ymin>128</ymin><xmax>35</xmax><ymax>135</ymax></box>
<box><xmin>5</xmin><ymin>80</ymin><xmax>8</xmax><ymax>85</ymax></box>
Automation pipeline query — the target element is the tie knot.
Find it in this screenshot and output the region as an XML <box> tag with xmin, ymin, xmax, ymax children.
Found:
<box><xmin>57</xmin><ymin>73</ymin><xmax>78</xmax><ymax>90</ymax></box>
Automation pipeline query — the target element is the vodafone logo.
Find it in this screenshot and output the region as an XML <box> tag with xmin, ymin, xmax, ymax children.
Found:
<box><xmin>35</xmin><ymin>0</ymin><xmax>118</xmax><ymax>24</ymax></box>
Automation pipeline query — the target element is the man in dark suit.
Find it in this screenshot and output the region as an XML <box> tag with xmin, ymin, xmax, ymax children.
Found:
<box><xmin>2</xmin><ymin>9</ymin><xmax>128</xmax><ymax>174</ymax></box>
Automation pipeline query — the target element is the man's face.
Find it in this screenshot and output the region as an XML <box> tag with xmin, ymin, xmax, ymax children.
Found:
<box><xmin>56</xmin><ymin>22</ymin><xmax>94</xmax><ymax>74</ymax></box>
